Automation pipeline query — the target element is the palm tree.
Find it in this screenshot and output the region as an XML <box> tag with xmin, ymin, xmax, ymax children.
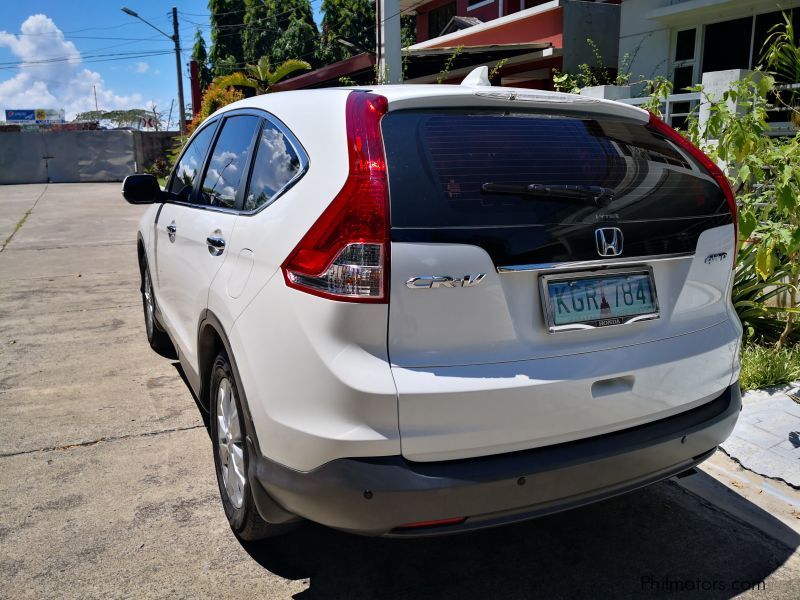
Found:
<box><xmin>212</xmin><ymin>56</ymin><xmax>311</xmax><ymax>95</ymax></box>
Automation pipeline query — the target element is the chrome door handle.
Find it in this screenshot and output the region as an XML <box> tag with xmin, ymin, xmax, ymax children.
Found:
<box><xmin>206</xmin><ymin>236</ymin><xmax>226</xmax><ymax>256</ymax></box>
<box><xmin>166</xmin><ymin>222</ymin><xmax>177</xmax><ymax>242</ymax></box>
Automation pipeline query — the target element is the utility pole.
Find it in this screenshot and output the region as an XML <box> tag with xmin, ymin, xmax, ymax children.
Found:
<box><xmin>172</xmin><ymin>7</ymin><xmax>187</xmax><ymax>136</ymax></box>
<box><xmin>93</xmin><ymin>84</ymin><xmax>99</xmax><ymax>111</ymax></box>
<box><xmin>376</xmin><ymin>0</ymin><xmax>402</xmax><ymax>84</ymax></box>
<box><xmin>121</xmin><ymin>6</ymin><xmax>187</xmax><ymax>136</ymax></box>
<box><xmin>167</xmin><ymin>98</ymin><xmax>175</xmax><ymax>132</ymax></box>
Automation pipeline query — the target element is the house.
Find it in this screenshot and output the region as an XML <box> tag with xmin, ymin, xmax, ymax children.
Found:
<box><xmin>273</xmin><ymin>0</ymin><xmax>622</xmax><ymax>91</ymax></box>
<box><xmin>617</xmin><ymin>0</ymin><xmax>800</xmax><ymax>129</ymax></box>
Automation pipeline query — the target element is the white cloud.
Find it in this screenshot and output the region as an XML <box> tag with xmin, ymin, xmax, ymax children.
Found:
<box><xmin>0</xmin><ymin>14</ymin><xmax>144</xmax><ymax>120</ymax></box>
<box><xmin>135</xmin><ymin>61</ymin><xmax>149</xmax><ymax>74</ymax></box>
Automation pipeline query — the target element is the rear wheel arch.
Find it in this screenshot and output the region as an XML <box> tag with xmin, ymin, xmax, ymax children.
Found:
<box><xmin>198</xmin><ymin>311</ymin><xmax>299</xmax><ymax>529</ymax></box>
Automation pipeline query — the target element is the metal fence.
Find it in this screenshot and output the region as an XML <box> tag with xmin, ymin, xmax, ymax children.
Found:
<box><xmin>0</xmin><ymin>129</ymin><xmax>177</xmax><ymax>185</ymax></box>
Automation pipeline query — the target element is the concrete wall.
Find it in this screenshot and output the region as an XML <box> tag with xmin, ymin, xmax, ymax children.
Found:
<box><xmin>562</xmin><ymin>0</ymin><xmax>620</xmax><ymax>73</ymax></box>
<box><xmin>133</xmin><ymin>131</ymin><xmax>178</xmax><ymax>172</ymax></box>
<box><xmin>0</xmin><ymin>130</ymin><xmax>178</xmax><ymax>185</ymax></box>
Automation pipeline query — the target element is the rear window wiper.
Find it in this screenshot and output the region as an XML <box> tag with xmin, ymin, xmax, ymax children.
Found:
<box><xmin>481</xmin><ymin>182</ymin><xmax>615</xmax><ymax>207</ymax></box>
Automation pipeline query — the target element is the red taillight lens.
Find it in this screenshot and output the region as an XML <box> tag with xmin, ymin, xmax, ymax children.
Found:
<box><xmin>646</xmin><ymin>112</ymin><xmax>738</xmax><ymax>255</ymax></box>
<box><xmin>282</xmin><ymin>92</ymin><xmax>390</xmax><ymax>302</ymax></box>
<box><xmin>397</xmin><ymin>517</ymin><xmax>467</xmax><ymax>529</ymax></box>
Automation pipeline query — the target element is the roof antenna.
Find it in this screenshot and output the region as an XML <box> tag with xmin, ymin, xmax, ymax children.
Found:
<box><xmin>461</xmin><ymin>66</ymin><xmax>491</xmax><ymax>87</ymax></box>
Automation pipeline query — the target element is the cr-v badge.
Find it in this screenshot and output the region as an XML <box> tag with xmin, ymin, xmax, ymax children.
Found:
<box><xmin>595</xmin><ymin>227</ymin><xmax>623</xmax><ymax>257</ymax></box>
<box><xmin>406</xmin><ymin>274</ymin><xmax>487</xmax><ymax>289</ymax></box>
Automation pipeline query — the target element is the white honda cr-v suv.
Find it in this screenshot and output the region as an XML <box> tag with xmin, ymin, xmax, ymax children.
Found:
<box><xmin>123</xmin><ymin>70</ymin><xmax>741</xmax><ymax>539</ymax></box>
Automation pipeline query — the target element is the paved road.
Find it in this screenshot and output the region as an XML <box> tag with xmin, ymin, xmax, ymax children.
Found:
<box><xmin>1</xmin><ymin>183</ymin><xmax>799</xmax><ymax>599</ymax></box>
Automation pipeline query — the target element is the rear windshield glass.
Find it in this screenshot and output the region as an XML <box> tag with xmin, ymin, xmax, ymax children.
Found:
<box><xmin>382</xmin><ymin>109</ymin><xmax>727</xmax><ymax>228</ymax></box>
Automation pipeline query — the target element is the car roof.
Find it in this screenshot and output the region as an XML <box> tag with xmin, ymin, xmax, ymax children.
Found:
<box><xmin>212</xmin><ymin>83</ymin><xmax>648</xmax><ymax>125</ymax></box>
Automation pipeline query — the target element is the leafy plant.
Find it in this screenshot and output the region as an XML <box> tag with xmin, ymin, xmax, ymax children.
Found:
<box><xmin>212</xmin><ymin>56</ymin><xmax>311</xmax><ymax>95</ymax></box>
<box><xmin>739</xmin><ymin>344</ymin><xmax>800</xmax><ymax>391</ymax></box>
<box><xmin>732</xmin><ymin>243</ymin><xmax>799</xmax><ymax>344</ymax></box>
<box><xmin>144</xmin><ymin>157</ymin><xmax>171</xmax><ymax>179</ymax></box>
<box><xmin>639</xmin><ymin>76</ymin><xmax>673</xmax><ymax>116</ymax></box>
<box><xmin>683</xmin><ymin>72</ymin><xmax>800</xmax><ymax>347</ymax></box>
<box><xmin>760</xmin><ymin>11</ymin><xmax>800</xmax><ymax>126</ymax></box>
<box><xmin>435</xmin><ymin>45</ymin><xmax>464</xmax><ymax>84</ymax></box>
<box><xmin>553</xmin><ymin>39</ymin><xmax>633</xmax><ymax>93</ymax></box>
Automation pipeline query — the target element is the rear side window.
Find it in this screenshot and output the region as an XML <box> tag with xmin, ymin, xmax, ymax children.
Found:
<box><xmin>382</xmin><ymin>110</ymin><xmax>728</xmax><ymax>228</ymax></box>
<box><xmin>168</xmin><ymin>123</ymin><xmax>217</xmax><ymax>201</ymax></box>
<box><xmin>198</xmin><ymin>115</ymin><xmax>260</xmax><ymax>209</ymax></box>
<box><xmin>243</xmin><ymin>121</ymin><xmax>302</xmax><ymax>212</ymax></box>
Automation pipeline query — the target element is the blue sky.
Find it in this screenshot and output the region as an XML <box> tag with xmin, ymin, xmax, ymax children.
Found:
<box><xmin>0</xmin><ymin>1</ymin><xmax>324</xmax><ymax>122</ymax></box>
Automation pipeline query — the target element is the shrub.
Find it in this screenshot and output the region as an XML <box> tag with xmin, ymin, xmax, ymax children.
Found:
<box><xmin>739</xmin><ymin>345</ymin><xmax>800</xmax><ymax>391</ymax></box>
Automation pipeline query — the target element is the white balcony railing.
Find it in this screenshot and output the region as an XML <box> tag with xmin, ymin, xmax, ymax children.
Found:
<box><xmin>617</xmin><ymin>92</ymin><xmax>700</xmax><ymax>128</ymax></box>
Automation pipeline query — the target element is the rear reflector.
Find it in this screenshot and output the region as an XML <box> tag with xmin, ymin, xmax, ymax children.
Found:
<box><xmin>282</xmin><ymin>92</ymin><xmax>390</xmax><ymax>302</ymax></box>
<box><xmin>397</xmin><ymin>517</ymin><xmax>467</xmax><ymax>529</ymax></box>
<box><xmin>646</xmin><ymin>112</ymin><xmax>738</xmax><ymax>256</ymax></box>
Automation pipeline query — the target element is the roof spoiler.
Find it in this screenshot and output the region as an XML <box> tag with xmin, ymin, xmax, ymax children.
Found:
<box><xmin>461</xmin><ymin>66</ymin><xmax>491</xmax><ymax>87</ymax></box>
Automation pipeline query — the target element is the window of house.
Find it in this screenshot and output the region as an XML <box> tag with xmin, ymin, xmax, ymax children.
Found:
<box><xmin>243</xmin><ymin>121</ymin><xmax>303</xmax><ymax>212</ymax></box>
<box><xmin>672</xmin><ymin>28</ymin><xmax>697</xmax><ymax>94</ymax></box>
<box><xmin>702</xmin><ymin>17</ymin><xmax>752</xmax><ymax>73</ymax></box>
<box><xmin>752</xmin><ymin>9</ymin><xmax>800</xmax><ymax>74</ymax></box>
<box><xmin>467</xmin><ymin>0</ymin><xmax>493</xmax><ymax>10</ymax></box>
<box><xmin>428</xmin><ymin>2</ymin><xmax>456</xmax><ymax>39</ymax></box>
<box><xmin>198</xmin><ymin>115</ymin><xmax>260</xmax><ymax>210</ymax></box>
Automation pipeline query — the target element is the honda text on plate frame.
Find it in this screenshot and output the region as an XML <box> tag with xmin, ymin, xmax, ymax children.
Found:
<box><xmin>126</xmin><ymin>71</ymin><xmax>742</xmax><ymax>539</ymax></box>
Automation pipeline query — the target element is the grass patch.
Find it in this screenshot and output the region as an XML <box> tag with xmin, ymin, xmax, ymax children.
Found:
<box><xmin>157</xmin><ymin>176</ymin><xmax>167</xmax><ymax>189</ymax></box>
<box><xmin>740</xmin><ymin>345</ymin><xmax>800</xmax><ymax>392</ymax></box>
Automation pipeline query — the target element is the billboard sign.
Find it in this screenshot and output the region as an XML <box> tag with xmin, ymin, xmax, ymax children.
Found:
<box><xmin>5</xmin><ymin>109</ymin><xmax>36</xmax><ymax>123</ymax></box>
<box><xmin>34</xmin><ymin>109</ymin><xmax>65</xmax><ymax>124</ymax></box>
<box><xmin>5</xmin><ymin>109</ymin><xmax>65</xmax><ymax>124</ymax></box>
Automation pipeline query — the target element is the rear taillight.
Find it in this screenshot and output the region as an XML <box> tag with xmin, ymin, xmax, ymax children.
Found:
<box><xmin>282</xmin><ymin>92</ymin><xmax>389</xmax><ymax>302</ymax></box>
<box><xmin>647</xmin><ymin>112</ymin><xmax>738</xmax><ymax>255</ymax></box>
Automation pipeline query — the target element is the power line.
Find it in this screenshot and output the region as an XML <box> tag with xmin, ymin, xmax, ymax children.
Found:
<box><xmin>0</xmin><ymin>50</ymin><xmax>174</xmax><ymax>71</ymax></box>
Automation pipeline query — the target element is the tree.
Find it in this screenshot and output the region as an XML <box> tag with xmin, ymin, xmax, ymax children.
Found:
<box><xmin>318</xmin><ymin>0</ymin><xmax>375</xmax><ymax>64</ymax></box>
<box><xmin>318</xmin><ymin>2</ymin><xmax>416</xmax><ymax>68</ymax></box>
<box><xmin>191</xmin><ymin>29</ymin><xmax>212</xmax><ymax>90</ymax></box>
<box><xmin>208</xmin><ymin>0</ymin><xmax>246</xmax><ymax>76</ymax></box>
<box><xmin>242</xmin><ymin>0</ymin><xmax>318</xmax><ymax>67</ymax></box>
<box><xmin>213</xmin><ymin>56</ymin><xmax>311</xmax><ymax>95</ymax></box>
<box><xmin>72</xmin><ymin>108</ymin><xmax>161</xmax><ymax>129</ymax></box>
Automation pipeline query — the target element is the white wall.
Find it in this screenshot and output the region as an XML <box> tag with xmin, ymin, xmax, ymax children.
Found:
<box><xmin>618</xmin><ymin>0</ymin><xmax>800</xmax><ymax>89</ymax></box>
<box><xmin>618</xmin><ymin>0</ymin><xmax>675</xmax><ymax>84</ymax></box>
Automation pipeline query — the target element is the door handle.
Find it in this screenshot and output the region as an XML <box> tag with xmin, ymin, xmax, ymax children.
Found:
<box><xmin>166</xmin><ymin>221</ymin><xmax>177</xmax><ymax>242</ymax></box>
<box><xmin>206</xmin><ymin>235</ymin><xmax>226</xmax><ymax>256</ymax></box>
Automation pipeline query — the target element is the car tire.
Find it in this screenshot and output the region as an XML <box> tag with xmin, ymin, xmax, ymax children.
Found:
<box><xmin>210</xmin><ymin>353</ymin><xmax>290</xmax><ymax>540</ymax></box>
<box><xmin>141</xmin><ymin>261</ymin><xmax>176</xmax><ymax>358</ymax></box>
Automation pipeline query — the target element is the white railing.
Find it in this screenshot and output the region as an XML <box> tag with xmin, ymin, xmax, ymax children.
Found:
<box><xmin>617</xmin><ymin>92</ymin><xmax>701</xmax><ymax>127</ymax></box>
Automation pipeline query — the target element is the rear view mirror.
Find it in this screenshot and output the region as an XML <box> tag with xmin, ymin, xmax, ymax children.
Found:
<box><xmin>122</xmin><ymin>174</ymin><xmax>164</xmax><ymax>204</ymax></box>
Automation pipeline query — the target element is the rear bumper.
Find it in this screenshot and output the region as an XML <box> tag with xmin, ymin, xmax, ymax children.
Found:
<box><xmin>254</xmin><ymin>382</ymin><xmax>740</xmax><ymax>536</ymax></box>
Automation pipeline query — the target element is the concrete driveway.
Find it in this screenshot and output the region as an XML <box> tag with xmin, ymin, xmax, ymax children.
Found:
<box><xmin>1</xmin><ymin>183</ymin><xmax>799</xmax><ymax>599</ymax></box>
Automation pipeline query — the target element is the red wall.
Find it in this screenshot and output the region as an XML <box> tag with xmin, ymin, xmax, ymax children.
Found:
<box><xmin>419</xmin><ymin>6</ymin><xmax>564</xmax><ymax>49</ymax></box>
<box><xmin>414</xmin><ymin>0</ymin><xmax>563</xmax><ymax>43</ymax></box>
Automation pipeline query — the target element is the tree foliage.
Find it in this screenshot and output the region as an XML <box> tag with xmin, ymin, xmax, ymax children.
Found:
<box><xmin>213</xmin><ymin>57</ymin><xmax>311</xmax><ymax>94</ymax></box>
<box><xmin>242</xmin><ymin>0</ymin><xmax>318</xmax><ymax>67</ymax></box>
<box><xmin>187</xmin><ymin>82</ymin><xmax>244</xmax><ymax>134</ymax></box>
<box><xmin>191</xmin><ymin>29</ymin><xmax>212</xmax><ymax>90</ymax></box>
<box><xmin>73</xmin><ymin>109</ymin><xmax>159</xmax><ymax>128</ymax></box>
<box><xmin>208</xmin><ymin>0</ymin><xmax>246</xmax><ymax>76</ymax></box>
<box><xmin>318</xmin><ymin>0</ymin><xmax>375</xmax><ymax>64</ymax></box>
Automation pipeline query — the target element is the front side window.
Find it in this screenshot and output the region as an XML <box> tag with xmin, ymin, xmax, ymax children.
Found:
<box><xmin>198</xmin><ymin>115</ymin><xmax>260</xmax><ymax>209</ymax></box>
<box><xmin>168</xmin><ymin>122</ymin><xmax>217</xmax><ymax>201</ymax></box>
<box><xmin>243</xmin><ymin>121</ymin><xmax>302</xmax><ymax>212</ymax></box>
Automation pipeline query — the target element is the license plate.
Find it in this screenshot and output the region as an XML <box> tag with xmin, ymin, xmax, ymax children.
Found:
<box><xmin>540</xmin><ymin>268</ymin><xmax>659</xmax><ymax>333</ymax></box>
